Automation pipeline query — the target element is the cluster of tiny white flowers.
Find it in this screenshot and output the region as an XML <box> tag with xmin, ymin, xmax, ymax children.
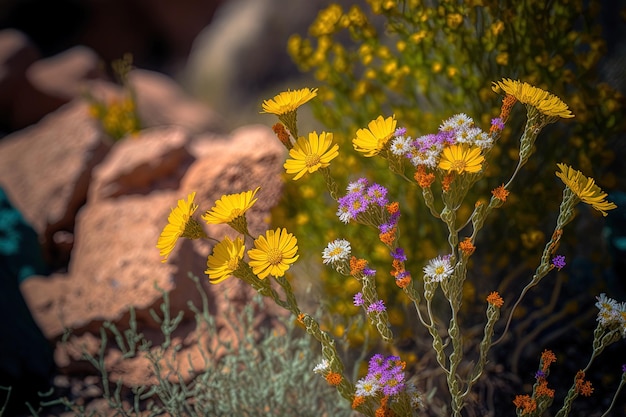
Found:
<box><xmin>442</xmin><ymin>113</ymin><xmax>494</xmax><ymax>150</ymax></box>
<box><xmin>390</xmin><ymin>135</ymin><xmax>413</xmax><ymax>156</ymax></box>
<box><xmin>423</xmin><ymin>255</ymin><xmax>454</xmax><ymax>283</ymax></box>
<box><xmin>313</xmin><ymin>359</ymin><xmax>330</xmax><ymax>375</ymax></box>
<box><xmin>322</xmin><ymin>239</ymin><xmax>351</xmax><ymax>265</ymax></box>
<box><xmin>336</xmin><ymin>205</ymin><xmax>353</xmax><ymax>224</ymax></box>
<box><xmin>595</xmin><ymin>293</ymin><xmax>626</xmax><ymax>337</ymax></box>
<box><xmin>440</xmin><ymin>113</ymin><xmax>472</xmax><ymax>131</ymax></box>
<box><xmin>389</xmin><ymin>113</ymin><xmax>494</xmax><ymax>172</ymax></box>
<box><xmin>354</xmin><ymin>378</ymin><xmax>381</xmax><ymax>397</ymax></box>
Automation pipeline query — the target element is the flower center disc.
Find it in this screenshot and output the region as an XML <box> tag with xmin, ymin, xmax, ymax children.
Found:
<box><xmin>304</xmin><ymin>153</ymin><xmax>321</xmax><ymax>168</ymax></box>
<box><xmin>267</xmin><ymin>248</ymin><xmax>283</xmax><ymax>265</ymax></box>
<box><xmin>450</xmin><ymin>160</ymin><xmax>467</xmax><ymax>173</ymax></box>
<box><xmin>227</xmin><ymin>258</ymin><xmax>239</xmax><ymax>270</ymax></box>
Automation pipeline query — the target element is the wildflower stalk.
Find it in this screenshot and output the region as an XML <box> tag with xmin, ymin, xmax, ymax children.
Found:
<box><xmin>360</xmin><ymin>272</ymin><xmax>394</xmax><ymax>342</ymax></box>
<box><xmin>320</xmin><ymin>166</ymin><xmax>339</xmax><ymax>201</ymax></box>
<box><xmin>274</xmin><ymin>275</ymin><xmax>301</xmax><ymax>316</ymax></box>
<box><xmin>424</xmin><ymin>294</ymin><xmax>451</xmax><ymax>375</ymax></box>
<box><xmin>438</xmin><ymin>196</ymin><xmax>471</xmax><ymax>415</ymax></box>
<box><xmin>463</xmin><ymin>299</ymin><xmax>501</xmax><ymax>394</ymax></box>
<box><xmin>444</xmin><ymin>262</ymin><xmax>469</xmax><ymax>416</ymax></box>
<box><xmin>518</xmin><ymin>109</ymin><xmax>545</xmax><ymax>167</ymax></box>
<box><xmin>402</xmin><ymin>278</ymin><xmax>433</xmax><ymax>329</ymax></box>
<box><xmin>421</xmin><ymin>186</ymin><xmax>441</xmax><ymax>219</ymax></box>
<box><xmin>494</xmin><ymin>187</ymin><xmax>577</xmax><ymax>345</ymax></box>
<box><xmin>554</xmin><ymin>324</ymin><xmax>623</xmax><ymax>417</ymax></box>
<box><xmin>440</xmin><ymin>206</ymin><xmax>459</xmax><ymax>259</ymax></box>
<box><xmin>239</xmin><ymin>261</ymin><xmax>355</xmax><ymax>406</ymax></box>
<box><xmin>298</xmin><ymin>312</ymin><xmax>354</xmax><ymax>401</ymax></box>
<box><xmin>600</xmin><ymin>368</ymin><xmax>626</xmax><ymax>417</ymax></box>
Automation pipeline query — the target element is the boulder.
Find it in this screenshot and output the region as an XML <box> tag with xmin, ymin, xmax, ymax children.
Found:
<box><xmin>0</xmin><ymin>100</ymin><xmax>111</xmax><ymax>267</ymax></box>
<box><xmin>88</xmin><ymin>125</ymin><xmax>195</xmax><ymax>202</ymax></box>
<box><xmin>26</xmin><ymin>45</ymin><xmax>106</xmax><ymax>101</ymax></box>
<box><xmin>20</xmin><ymin>120</ymin><xmax>288</xmax><ymax>397</ymax></box>
<box><xmin>0</xmin><ymin>29</ymin><xmax>41</xmax><ymax>131</ymax></box>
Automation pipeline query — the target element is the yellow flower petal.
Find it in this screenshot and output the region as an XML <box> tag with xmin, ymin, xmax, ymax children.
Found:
<box><xmin>556</xmin><ymin>163</ymin><xmax>616</xmax><ymax>216</ymax></box>
<box><xmin>353</xmin><ymin>115</ymin><xmax>397</xmax><ymax>157</ymax></box>
<box><xmin>261</xmin><ymin>88</ymin><xmax>318</xmax><ymax>116</ymax></box>
<box><xmin>493</xmin><ymin>78</ymin><xmax>574</xmax><ymax>119</ymax></box>
<box><xmin>202</xmin><ymin>187</ymin><xmax>260</xmax><ymax>224</ymax></box>
<box><xmin>205</xmin><ymin>236</ymin><xmax>245</xmax><ymax>284</ymax></box>
<box><xmin>438</xmin><ymin>144</ymin><xmax>485</xmax><ymax>174</ymax></box>
<box><xmin>156</xmin><ymin>192</ymin><xmax>199</xmax><ymax>263</ymax></box>
<box><xmin>284</xmin><ymin>131</ymin><xmax>339</xmax><ymax>180</ymax></box>
<box><xmin>247</xmin><ymin>228</ymin><xmax>299</xmax><ymax>279</ymax></box>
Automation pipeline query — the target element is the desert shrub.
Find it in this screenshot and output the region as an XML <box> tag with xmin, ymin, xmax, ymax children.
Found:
<box><xmin>17</xmin><ymin>274</ymin><xmax>353</xmax><ymax>417</ymax></box>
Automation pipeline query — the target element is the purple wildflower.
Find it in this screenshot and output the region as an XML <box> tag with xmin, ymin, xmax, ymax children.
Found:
<box><xmin>391</xmin><ymin>247</ymin><xmax>407</xmax><ymax>262</ymax></box>
<box><xmin>363</xmin><ymin>355</ymin><xmax>406</xmax><ymax>397</ymax></box>
<box><xmin>367</xmin><ymin>183</ymin><xmax>389</xmax><ymax>207</ymax></box>
<box><xmin>551</xmin><ymin>255</ymin><xmax>566</xmax><ymax>270</ymax></box>
<box><xmin>437</xmin><ymin>130</ymin><xmax>456</xmax><ymax>146</ymax></box>
<box><xmin>622</xmin><ymin>364</ymin><xmax>626</xmax><ymax>373</ymax></box>
<box><xmin>363</xmin><ymin>267</ymin><xmax>376</xmax><ymax>277</ymax></box>
<box><xmin>367</xmin><ymin>300</ymin><xmax>386</xmax><ymax>313</ymax></box>
<box><xmin>491</xmin><ymin>117</ymin><xmax>505</xmax><ymax>131</ymax></box>
<box><xmin>381</xmin><ymin>373</ymin><xmax>405</xmax><ymax>396</ymax></box>
<box><xmin>338</xmin><ymin>192</ymin><xmax>368</xmax><ymax>221</ymax></box>
<box><xmin>395</xmin><ymin>270</ymin><xmax>410</xmax><ymax>280</ymax></box>
<box><xmin>347</xmin><ymin>178</ymin><xmax>368</xmax><ymax>193</ymax></box>
<box><xmin>535</xmin><ymin>370</ymin><xmax>546</xmax><ymax>380</ymax></box>
<box><xmin>414</xmin><ymin>134</ymin><xmax>440</xmax><ymax>152</ymax></box>
<box><xmin>353</xmin><ymin>292</ymin><xmax>364</xmax><ymax>307</ymax></box>
<box><xmin>394</xmin><ymin>127</ymin><xmax>407</xmax><ymax>136</ymax></box>
<box><xmin>379</xmin><ymin>222</ymin><xmax>394</xmax><ymax>234</ymax></box>
<box><xmin>369</xmin><ymin>354</ymin><xmax>385</xmax><ymax>369</ymax></box>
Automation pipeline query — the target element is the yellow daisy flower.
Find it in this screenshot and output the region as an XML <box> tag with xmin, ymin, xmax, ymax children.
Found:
<box><xmin>205</xmin><ymin>236</ymin><xmax>246</xmax><ymax>284</ymax></box>
<box><xmin>248</xmin><ymin>228</ymin><xmax>299</xmax><ymax>279</ymax></box>
<box><xmin>353</xmin><ymin>115</ymin><xmax>397</xmax><ymax>157</ymax></box>
<box><xmin>202</xmin><ymin>187</ymin><xmax>260</xmax><ymax>224</ymax></box>
<box><xmin>260</xmin><ymin>88</ymin><xmax>318</xmax><ymax>116</ymax></box>
<box><xmin>556</xmin><ymin>163</ymin><xmax>617</xmax><ymax>216</ymax></box>
<box><xmin>492</xmin><ymin>78</ymin><xmax>574</xmax><ymax>119</ymax></box>
<box><xmin>157</xmin><ymin>192</ymin><xmax>206</xmax><ymax>263</ymax></box>
<box><xmin>284</xmin><ymin>131</ymin><xmax>339</xmax><ymax>180</ymax></box>
<box><xmin>438</xmin><ymin>144</ymin><xmax>485</xmax><ymax>174</ymax></box>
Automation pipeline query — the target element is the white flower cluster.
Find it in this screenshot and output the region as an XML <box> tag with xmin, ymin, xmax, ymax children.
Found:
<box><xmin>390</xmin><ymin>113</ymin><xmax>494</xmax><ymax>170</ymax></box>
<box><xmin>313</xmin><ymin>359</ymin><xmax>329</xmax><ymax>374</ymax></box>
<box><xmin>423</xmin><ymin>255</ymin><xmax>454</xmax><ymax>283</ymax></box>
<box><xmin>322</xmin><ymin>238</ymin><xmax>351</xmax><ymax>266</ymax></box>
<box><xmin>595</xmin><ymin>293</ymin><xmax>626</xmax><ymax>337</ymax></box>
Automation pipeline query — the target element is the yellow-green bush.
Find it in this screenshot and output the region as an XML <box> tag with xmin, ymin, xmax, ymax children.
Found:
<box><xmin>86</xmin><ymin>54</ymin><xmax>142</xmax><ymax>141</ymax></box>
<box><xmin>278</xmin><ymin>0</ymin><xmax>624</xmax><ymax>340</ymax></box>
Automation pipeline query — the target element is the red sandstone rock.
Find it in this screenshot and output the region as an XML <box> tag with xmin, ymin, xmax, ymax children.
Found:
<box><xmin>129</xmin><ymin>69</ymin><xmax>225</xmax><ymax>134</ymax></box>
<box><xmin>182</xmin><ymin>124</ymin><xmax>286</xmax><ymax>237</ymax></box>
<box><xmin>20</xmin><ymin>120</ymin><xmax>288</xmax><ymax>391</ymax></box>
<box><xmin>26</xmin><ymin>45</ymin><xmax>106</xmax><ymax>101</ymax></box>
<box><xmin>88</xmin><ymin>125</ymin><xmax>195</xmax><ymax>202</ymax></box>
<box><xmin>0</xmin><ymin>100</ymin><xmax>111</xmax><ymax>264</ymax></box>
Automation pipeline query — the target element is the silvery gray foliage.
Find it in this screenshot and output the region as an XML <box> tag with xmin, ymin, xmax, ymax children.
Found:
<box><xmin>21</xmin><ymin>274</ymin><xmax>352</xmax><ymax>417</ymax></box>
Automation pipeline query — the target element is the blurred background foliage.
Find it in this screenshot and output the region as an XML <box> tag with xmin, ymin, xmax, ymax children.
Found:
<box><xmin>85</xmin><ymin>54</ymin><xmax>142</xmax><ymax>141</ymax></box>
<box><xmin>273</xmin><ymin>0</ymin><xmax>625</xmax><ymax>354</ymax></box>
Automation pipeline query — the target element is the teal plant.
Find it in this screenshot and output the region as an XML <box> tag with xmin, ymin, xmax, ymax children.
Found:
<box><xmin>153</xmin><ymin>80</ymin><xmax>624</xmax><ymax>416</ymax></box>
